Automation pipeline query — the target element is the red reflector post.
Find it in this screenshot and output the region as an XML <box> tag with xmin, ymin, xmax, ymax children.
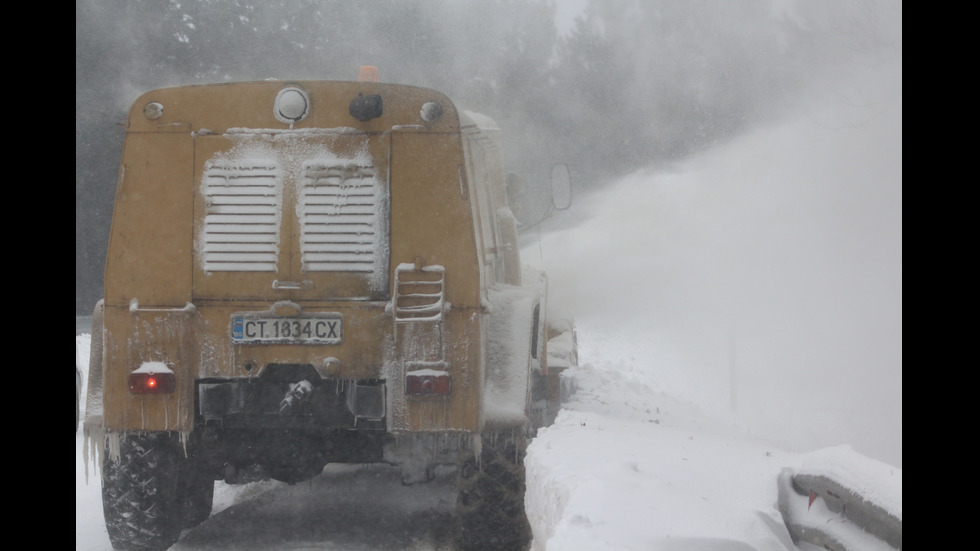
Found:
<box><xmin>405</xmin><ymin>370</ymin><xmax>451</xmax><ymax>396</ymax></box>
<box><xmin>129</xmin><ymin>363</ymin><xmax>176</xmax><ymax>394</ymax></box>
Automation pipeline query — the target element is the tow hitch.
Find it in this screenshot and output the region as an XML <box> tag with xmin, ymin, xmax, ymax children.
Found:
<box><xmin>279</xmin><ymin>380</ymin><xmax>314</xmax><ymax>414</ymax></box>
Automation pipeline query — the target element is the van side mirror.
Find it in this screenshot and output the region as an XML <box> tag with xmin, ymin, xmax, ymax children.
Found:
<box><xmin>551</xmin><ymin>163</ymin><xmax>571</xmax><ymax>210</ymax></box>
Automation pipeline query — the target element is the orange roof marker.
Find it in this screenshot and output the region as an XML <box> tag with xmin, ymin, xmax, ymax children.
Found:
<box><xmin>358</xmin><ymin>66</ymin><xmax>378</xmax><ymax>82</ymax></box>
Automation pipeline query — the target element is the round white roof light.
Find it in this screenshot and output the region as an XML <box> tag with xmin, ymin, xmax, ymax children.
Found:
<box><xmin>420</xmin><ymin>101</ymin><xmax>444</xmax><ymax>123</ymax></box>
<box><xmin>275</xmin><ymin>87</ymin><xmax>310</xmax><ymax>124</ymax></box>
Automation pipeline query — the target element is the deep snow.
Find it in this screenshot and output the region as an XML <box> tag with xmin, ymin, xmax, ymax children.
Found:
<box><xmin>524</xmin><ymin>326</ymin><xmax>901</xmax><ymax>551</ymax></box>
<box><xmin>76</xmin><ymin>53</ymin><xmax>900</xmax><ymax>551</ymax></box>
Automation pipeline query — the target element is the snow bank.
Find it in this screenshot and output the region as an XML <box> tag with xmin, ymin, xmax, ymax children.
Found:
<box><xmin>526</xmin><ymin>404</ymin><xmax>800</xmax><ymax>551</ymax></box>
<box><xmin>525</xmin><ymin>359</ymin><xmax>903</xmax><ymax>551</ymax></box>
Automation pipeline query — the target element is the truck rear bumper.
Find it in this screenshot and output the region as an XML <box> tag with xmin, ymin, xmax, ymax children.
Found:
<box><xmin>196</xmin><ymin>376</ymin><xmax>385</xmax><ymax>431</ymax></box>
<box><xmin>193</xmin><ymin>375</ymin><xmax>475</xmax><ymax>484</ymax></box>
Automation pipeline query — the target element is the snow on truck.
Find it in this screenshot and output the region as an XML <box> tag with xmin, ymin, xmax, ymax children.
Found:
<box><xmin>84</xmin><ymin>71</ymin><xmax>575</xmax><ymax>551</ymax></box>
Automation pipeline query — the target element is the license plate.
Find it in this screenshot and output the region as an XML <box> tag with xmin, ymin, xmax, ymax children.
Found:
<box><xmin>231</xmin><ymin>315</ymin><xmax>343</xmax><ymax>344</ymax></box>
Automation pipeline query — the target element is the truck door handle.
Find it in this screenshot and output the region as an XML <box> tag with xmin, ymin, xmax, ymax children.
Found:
<box><xmin>272</xmin><ymin>280</ymin><xmax>312</xmax><ymax>290</ymax></box>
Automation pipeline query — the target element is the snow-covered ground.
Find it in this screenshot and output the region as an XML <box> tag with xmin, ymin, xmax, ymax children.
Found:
<box><xmin>76</xmin><ymin>53</ymin><xmax>900</xmax><ymax>551</ymax></box>
<box><xmin>524</xmin><ymin>323</ymin><xmax>901</xmax><ymax>551</ymax></box>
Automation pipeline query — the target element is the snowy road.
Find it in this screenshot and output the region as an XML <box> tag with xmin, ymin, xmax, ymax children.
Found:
<box><xmin>170</xmin><ymin>466</ymin><xmax>456</xmax><ymax>551</ymax></box>
<box><xmin>77</xmin><ymin>429</ymin><xmax>457</xmax><ymax>551</ymax></box>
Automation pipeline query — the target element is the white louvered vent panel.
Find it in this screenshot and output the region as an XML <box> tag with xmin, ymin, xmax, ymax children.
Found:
<box><xmin>300</xmin><ymin>163</ymin><xmax>380</xmax><ymax>272</ymax></box>
<box><xmin>202</xmin><ymin>163</ymin><xmax>280</xmax><ymax>272</ymax></box>
<box><xmin>394</xmin><ymin>264</ymin><xmax>445</xmax><ymax>322</ymax></box>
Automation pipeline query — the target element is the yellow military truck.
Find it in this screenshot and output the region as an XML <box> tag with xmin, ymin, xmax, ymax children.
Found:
<box><xmin>84</xmin><ymin>74</ymin><xmax>574</xmax><ymax>550</ymax></box>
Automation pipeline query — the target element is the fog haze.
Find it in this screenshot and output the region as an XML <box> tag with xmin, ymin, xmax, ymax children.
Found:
<box><xmin>77</xmin><ymin>0</ymin><xmax>901</xmax><ymax>313</ymax></box>
<box><xmin>530</xmin><ymin>53</ymin><xmax>901</xmax><ymax>464</ymax></box>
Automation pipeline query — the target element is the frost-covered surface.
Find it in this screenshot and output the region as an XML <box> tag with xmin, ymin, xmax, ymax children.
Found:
<box><xmin>198</xmin><ymin>131</ymin><xmax>390</xmax><ymax>294</ymax></box>
<box><xmin>76</xmin><ymin>334</ymin><xmax>91</xmax><ymax>402</ymax></box>
<box><xmin>483</xmin><ymin>284</ymin><xmax>537</xmax><ymax>425</ymax></box>
<box><xmin>298</xmin><ymin>160</ymin><xmax>386</xmax><ymax>276</ymax></box>
<box><xmin>392</xmin><ymin>263</ymin><xmax>446</xmax><ymax>321</ymax></box>
<box><xmin>460</xmin><ymin>109</ymin><xmax>501</xmax><ymax>133</ymax></box>
<box><xmin>776</xmin><ymin>445</ymin><xmax>901</xmax><ymax>551</ymax></box>
<box><xmin>791</xmin><ymin>445</ymin><xmax>901</xmax><ymax>521</ymax></box>
<box><xmin>545</xmin><ymin>329</ymin><xmax>575</xmax><ymax>369</ymax></box>
<box><xmin>133</xmin><ymin>361</ymin><xmax>174</xmax><ymax>374</ymax></box>
<box><xmin>201</xmin><ymin>159</ymin><xmax>281</xmax><ymax>272</ymax></box>
<box><xmin>777</xmin><ymin>469</ymin><xmax>899</xmax><ymax>551</ymax></box>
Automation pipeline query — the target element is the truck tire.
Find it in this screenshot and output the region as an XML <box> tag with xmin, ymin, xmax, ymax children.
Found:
<box><xmin>455</xmin><ymin>430</ymin><xmax>532</xmax><ymax>551</ymax></box>
<box><xmin>102</xmin><ymin>432</ymin><xmax>183</xmax><ymax>550</ymax></box>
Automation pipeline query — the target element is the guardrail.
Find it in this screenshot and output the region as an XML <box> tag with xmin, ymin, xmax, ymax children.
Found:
<box><xmin>777</xmin><ymin>446</ymin><xmax>902</xmax><ymax>551</ymax></box>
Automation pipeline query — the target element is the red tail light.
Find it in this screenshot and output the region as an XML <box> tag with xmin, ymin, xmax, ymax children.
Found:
<box><xmin>405</xmin><ymin>370</ymin><xmax>451</xmax><ymax>396</ymax></box>
<box><xmin>129</xmin><ymin>367</ymin><xmax>176</xmax><ymax>394</ymax></box>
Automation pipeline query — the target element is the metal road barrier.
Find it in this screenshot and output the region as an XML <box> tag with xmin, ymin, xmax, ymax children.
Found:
<box><xmin>777</xmin><ymin>447</ymin><xmax>902</xmax><ymax>551</ymax></box>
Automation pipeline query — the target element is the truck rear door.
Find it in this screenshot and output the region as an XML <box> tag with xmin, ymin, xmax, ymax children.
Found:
<box><xmin>192</xmin><ymin>132</ymin><xmax>391</xmax><ymax>303</ymax></box>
